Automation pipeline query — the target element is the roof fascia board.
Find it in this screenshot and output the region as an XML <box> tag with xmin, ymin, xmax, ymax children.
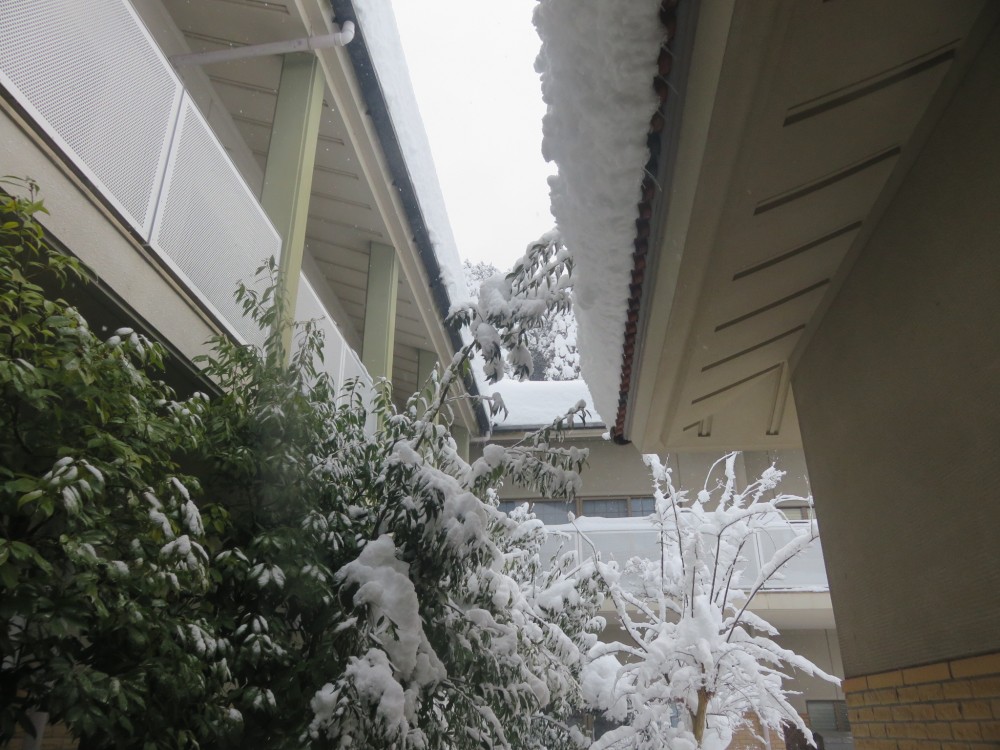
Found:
<box><xmin>628</xmin><ymin>0</ymin><xmax>790</xmax><ymax>453</ymax></box>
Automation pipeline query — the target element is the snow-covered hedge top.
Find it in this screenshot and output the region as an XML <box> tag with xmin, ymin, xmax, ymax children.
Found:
<box><xmin>350</xmin><ymin>1</ymin><xmax>470</xmax><ymax>309</ymax></box>
<box><xmin>534</xmin><ymin>0</ymin><xmax>664</xmax><ymax>424</ymax></box>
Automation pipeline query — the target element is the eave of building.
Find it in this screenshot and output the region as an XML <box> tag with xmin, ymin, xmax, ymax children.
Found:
<box><xmin>622</xmin><ymin>0</ymin><xmax>998</xmax><ymax>453</ymax></box>
<box><xmin>143</xmin><ymin>0</ymin><xmax>486</xmax><ymax>432</ymax></box>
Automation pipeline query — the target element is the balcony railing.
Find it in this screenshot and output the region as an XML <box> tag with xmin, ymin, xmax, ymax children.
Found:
<box><xmin>1</xmin><ymin>0</ymin><xmax>373</xmax><ymax>403</ymax></box>
<box><xmin>541</xmin><ymin>516</ymin><xmax>829</xmax><ymax>593</ymax></box>
<box><xmin>294</xmin><ymin>272</ymin><xmax>374</xmax><ymax>409</ymax></box>
<box><xmin>0</xmin><ymin>0</ymin><xmax>275</xmax><ymax>345</ymax></box>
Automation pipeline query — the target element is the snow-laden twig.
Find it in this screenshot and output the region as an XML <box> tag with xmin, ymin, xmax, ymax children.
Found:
<box><xmin>580</xmin><ymin>453</ymin><xmax>838</xmax><ymax>749</ymax></box>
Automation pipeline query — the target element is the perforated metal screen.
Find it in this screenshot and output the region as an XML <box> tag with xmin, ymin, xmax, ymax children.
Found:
<box><xmin>342</xmin><ymin>348</ymin><xmax>371</xmax><ymax>392</ymax></box>
<box><xmin>151</xmin><ymin>96</ymin><xmax>281</xmax><ymax>346</ymax></box>
<box><xmin>294</xmin><ymin>274</ymin><xmax>372</xmax><ymax>401</ymax></box>
<box><xmin>295</xmin><ymin>275</ymin><xmax>346</xmax><ymax>385</ymax></box>
<box><xmin>0</xmin><ymin>0</ymin><xmax>181</xmax><ymax>234</ymax></box>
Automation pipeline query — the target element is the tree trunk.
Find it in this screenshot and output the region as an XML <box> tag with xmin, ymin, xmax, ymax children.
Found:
<box><xmin>692</xmin><ymin>688</ymin><xmax>711</xmax><ymax>747</ymax></box>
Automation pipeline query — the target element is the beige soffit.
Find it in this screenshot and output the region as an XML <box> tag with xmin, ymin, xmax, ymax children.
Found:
<box><xmin>628</xmin><ymin>0</ymin><xmax>993</xmax><ymax>454</ymax></box>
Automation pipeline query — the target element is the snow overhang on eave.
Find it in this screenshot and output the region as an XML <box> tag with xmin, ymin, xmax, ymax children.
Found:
<box><xmin>329</xmin><ymin>0</ymin><xmax>490</xmax><ymax>435</ymax></box>
<box><xmin>611</xmin><ymin>0</ymin><xmax>694</xmax><ymax>445</ymax></box>
<box><xmin>534</xmin><ymin>0</ymin><xmax>672</xmax><ymax>437</ymax></box>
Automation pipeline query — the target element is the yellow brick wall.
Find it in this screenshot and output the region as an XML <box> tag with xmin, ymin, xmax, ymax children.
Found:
<box><xmin>11</xmin><ymin>720</ymin><xmax>77</xmax><ymax>750</ymax></box>
<box><xmin>843</xmin><ymin>651</ymin><xmax>1000</xmax><ymax>749</ymax></box>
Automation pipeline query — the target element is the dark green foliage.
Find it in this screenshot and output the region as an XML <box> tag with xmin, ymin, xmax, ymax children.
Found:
<box><xmin>0</xmin><ymin>178</ymin><xmax>233</xmax><ymax>748</ymax></box>
<box><xmin>0</xmin><ymin>182</ymin><xmax>600</xmax><ymax>750</ymax></box>
<box><xmin>190</xmin><ymin>260</ymin><xmax>376</xmax><ymax>749</ymax></box>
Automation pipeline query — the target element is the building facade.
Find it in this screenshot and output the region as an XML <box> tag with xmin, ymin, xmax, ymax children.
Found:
<box><xmin>540</xmin><ymin>2</ymin><xmax>1000</xmax><ymax>748</ymax></box>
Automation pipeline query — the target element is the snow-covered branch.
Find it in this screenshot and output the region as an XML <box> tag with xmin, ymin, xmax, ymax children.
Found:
<box><xmin>580</xmin><ymin>453</ymin><xmax>838</xmax><ymax>749</ymax></box>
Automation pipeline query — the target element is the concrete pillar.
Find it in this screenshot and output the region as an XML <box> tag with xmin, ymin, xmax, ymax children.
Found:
<box><xmin>362</xmin><ymin>241</ymin><xmax>398</xmax><ymax>381</ymax></box>
<box><xmin>260</xmin><ymin>53</ymin><xmax>324</xmax><ymax>356</ymax></box>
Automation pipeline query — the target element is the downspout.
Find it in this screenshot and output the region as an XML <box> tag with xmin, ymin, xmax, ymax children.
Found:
<box><xmin>170</xmin><ymin>22</ymin><xmax>355</xmax><ymax>66</ymax></box>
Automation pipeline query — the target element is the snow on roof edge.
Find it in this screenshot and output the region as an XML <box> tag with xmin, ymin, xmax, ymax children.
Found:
<box><xmin>348</xmin><ymin>0</ymin><xmax>471</xmax><ymax>313</ymax></box>
<box><xmin>534</xmin><ymin>0</ymin><xmax>664</xmax><ymax>427</ymax></box>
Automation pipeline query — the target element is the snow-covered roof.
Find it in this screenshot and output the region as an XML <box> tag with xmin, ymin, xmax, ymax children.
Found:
<box><xmin>349</xmin><ymin>1</ymin><xmax>471</xmax><ymax>311</ymax></box>
<box><xmin>533</xmin><ymin>0</ymin><xmax>665</xmax><ymax>429</ymax></box>
<box><xmin>486</xmin><ymin>379</ymin><xmax>602</xmax><ymax>431</ymax></box>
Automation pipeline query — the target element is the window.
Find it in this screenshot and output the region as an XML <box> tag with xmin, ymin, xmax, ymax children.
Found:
<box><xmin>533</xmin><ymin>501</ymin><xmax>574</xmax><ymax>525</ymax></box>
<box><xmin>806</xmin><ymin>700</ymin><xmax>851</xmax><ymax>733</ymax></box>
<box><xmin>780</xmin><ymin>505</ymin><xmax>812</xmax><ymax>520</ymax></box>
<box><xmin>582</xmin><ymin>498</ymin><xmax>628</xmax><ymax>518</ymax></box>
<box><xmin>497</xmin><ymin>501</ymin><xmax>522</xmax><ymax>515</ymax></box>
<box><xmin>499</xmin><ymin>496</ymin><xmax>661</xmax><ymax>524</ymax></box>
<box><xmin>631</xmin><ymin>497</ymin><xmax>656</xmax><ymax>516</ymax></box>
<box><xmin>581</xmin><ymin>497</ymin><xmax>656</xmax><ymax>519</ymax></box>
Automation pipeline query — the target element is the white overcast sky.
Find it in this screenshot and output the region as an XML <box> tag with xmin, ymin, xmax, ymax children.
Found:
<box><xmin>389</xmin><ymin>0</ymin><xmax>555</xmax><ymax>270</ymax></box>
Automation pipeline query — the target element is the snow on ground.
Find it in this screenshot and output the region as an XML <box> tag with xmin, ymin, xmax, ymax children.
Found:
<box><xmin>486</xmin><ymin>378</ymin><xmax>602</xmax><ymax>429</ymax></box>
<box><xmin>534</xmin><ymin>0</ymin><xmax>664</xmax><ymax>424</ymax></box>
<box><xmin>350</xmin><ymin>1</ymin><xmax>470</xmax><ymax>309</ymax></box>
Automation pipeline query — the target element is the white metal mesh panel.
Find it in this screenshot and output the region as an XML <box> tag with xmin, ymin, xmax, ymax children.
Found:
<box><xmin>151</xmin><ymin>95</ymin><xmax>281</xmax><ymax>346</ymax></box>
<box><xmin>340</xmin><ymin>349</ymin><xmax>375</xmax><ymax>434</ymax></box>
<box><xmin>0</xmin><ymin>0</ymin><xmax>181</xmax><ymax>234</ymax></box>
<box><xmin>342</xmin><ymin>348</ymin><xmax>376</xmax><ymax>434</ymax></box>
<box><xmin>294</xmin><ymin>275</ymin><xmax>346</xmax><ymax>386</ymax></box>
<box><xmin>294</xmin><ymin>274</ymin><xmax>373</xmax><ymax>433</ymax></box>
<box><xmin>537</xmin><ymin>519</ymin><xmax>835</xmax><ymax>594</ymax></box>
<box><xmin>342</xmin><ymin>348</ymin><xmax>373</xmax><ymax>394</ymax></box>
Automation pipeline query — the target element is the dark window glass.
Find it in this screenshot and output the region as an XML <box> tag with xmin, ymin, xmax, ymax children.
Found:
<box><xmin>631</xmin><ymin>497</ymin><xmax>656</xmax><ymax>516</ymax></box>
<box><xmin>806</xmin><ymin>700</ymin><xmax>850</xmax><ymax>732</ymax></box>
<box><xmin>582</xmin><ymin>498</ymin><xmax>628</xmax><ymax>518</ymax></box>
<box><xmin>533</xmin><ymin>501</ymin><xmax>573</xmax><ymax>525</ymax></box>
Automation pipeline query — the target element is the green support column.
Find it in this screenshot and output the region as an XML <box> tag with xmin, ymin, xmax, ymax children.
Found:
<box><xmin>417</xmin><ymin>348</ymin><xmax>438</xmax><ymax>389</ymax></box>
<box><xmin>260</xmin><ymin>53</ymin><xmax>325</xmax><ymax>357</ymax></box>
<box><xmin>362</xmin><ymin>242</ymin><xmax>399</xmax><ymax>381</ymax></box>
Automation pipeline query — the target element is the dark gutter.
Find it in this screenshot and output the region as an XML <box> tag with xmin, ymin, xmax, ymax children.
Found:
<box><xmin>329</xmin><ymin>0</ymin><xmax>490</xmax><ymax>436</ymax></box>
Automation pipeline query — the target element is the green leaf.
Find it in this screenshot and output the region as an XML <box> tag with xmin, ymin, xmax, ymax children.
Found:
<box><xmin>18</xmin><ymin>488</ymin><xmax>44</xmax><ymax>508</ymax></box>
<box><xmin>0</xmin><ymin>564</ymin><xmax>19</xmax><ymax>589</ymax></box>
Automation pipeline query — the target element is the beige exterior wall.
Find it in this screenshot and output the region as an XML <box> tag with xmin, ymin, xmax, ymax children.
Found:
<box><xmin>777</xmin><ymin>629</ymin><xmax>847</xmax><ymax>714</ymax></box>
<box><xmin>0</xmin><ymin>105</ymin><xmax>220</xmax><ymax>367</ymax></box>
<box><xmin>792</xmin><ymin>24</ymin><xmax>1000</xmax><ymax>677</ymax></box>
<box><xmin>475</xmin><ymin>434</ymin><xmax>812</xmax><ymax>506</ymax></box>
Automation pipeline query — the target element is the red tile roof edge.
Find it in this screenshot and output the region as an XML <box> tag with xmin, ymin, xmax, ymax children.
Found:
<box><xmin>609</xmin><ymin>0</ymin><xmax>679</xmax><ymax>445</ymax></box>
